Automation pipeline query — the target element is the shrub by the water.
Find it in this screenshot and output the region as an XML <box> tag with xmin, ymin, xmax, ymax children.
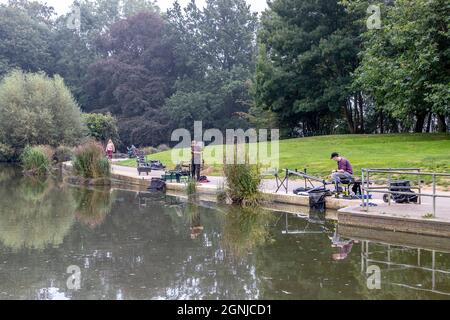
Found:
<box><xmin>54</xmin><ymin>146</ymin><xmax>74</xmax><ymax>163</ymax></box>
<box><xmin>0</xmin><ymin>143</ymin><xmax>15</xmax><ymax>162</ymax></box>
<box><xmin>0</xmin><ymin>70</ymin><xmax>84</xmax><ymax>155</ymax></box>
<box><xmin>73</xmin><ymin>141</ymin><xmax>110</xmax><ymax>179</ymax></box>
<box><xmin>37</xmin><ymin>145</ymin><xmax>55</xmax><ymax>162</ymax></box>
<box><xmin>224</xmin><ymin>163</ymin><xmax>262</xmax><ymax>207</ymax></box>
<box><xmin>20</xmin><ymin>146</ymin><xmax>52</xmax><ymax>176</ymax></box>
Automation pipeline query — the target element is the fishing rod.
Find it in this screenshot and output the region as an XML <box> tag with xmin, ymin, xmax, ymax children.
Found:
<box><xmin>275</xmin><ymin>168</ymin><xmax>330</xmax><ymax>194</ymax></box>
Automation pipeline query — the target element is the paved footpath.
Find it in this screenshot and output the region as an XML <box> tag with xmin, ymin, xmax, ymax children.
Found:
<box><xmin>111</xmin><ymin>164</ymin><xmax>312</xmax><ymax>193</ymax></box>
<box><xmin>112</xmin><ymin>164</ymin><xmax>450</xmax><ymax>215</ymax></box>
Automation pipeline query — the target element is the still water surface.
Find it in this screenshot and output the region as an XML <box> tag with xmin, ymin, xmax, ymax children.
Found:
<box><xmin>0</xmin><ymin>165</ymin><xmax>450</xmax><ymax>300</ymax></box>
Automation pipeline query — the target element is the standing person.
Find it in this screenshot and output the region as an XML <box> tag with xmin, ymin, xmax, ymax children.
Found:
<box><xmin>191</xmin><ymin>141</ymin><xmax>203</xmax><ymax>181</ymax></box>
<box><xmin>330</xmin><ymin>152</ymin><xmax>353</xmax><ymax>191</ymax></box>
<box><xmin>106</xmin><ymin>139</ymin><xmax>116</xmax><ymax>161</ymax></box>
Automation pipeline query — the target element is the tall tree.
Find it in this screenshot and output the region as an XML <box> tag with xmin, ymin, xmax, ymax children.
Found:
<box><xmin>254</xmin><ymin>0</ymin><xmax>364</xmax><ymax>136</ymax></box>
<box><xmin>0</xmin><ymin>70</ymin><xmax>84</xmax><ymax>156</ymax></box>
<box><xmin>164</xmin><ymin>0</ymin><xmax>258</xmax><ymax>133</ymax></box>
<box><xmin>351</xmin><ymin>0</ymin><xmax>450</xmax><ymax>133</ymax></box>
<box><xmin>0</xmin><ymin>3</ymin><xmax>55</xmax><ymax>77</ymax></box>
<box><xmin>51</xmin><ymin>0</ymin><xmax>159</xmax><ymax>106</ymax></box>
<box><xmin>84</xmin><ymin>11</ymin><xmax>176</xmax><ymax>147</ymax></box>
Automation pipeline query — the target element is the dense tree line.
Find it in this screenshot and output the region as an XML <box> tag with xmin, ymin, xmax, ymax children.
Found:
<box><xmin>0</xmin><ymin>0</ymin><xmax>448</xmax><ymax>150</ymax></box>
<box><xmin>254</xmin><ymin>0</ymin><xmax>449</xmax><ymax>136</ymax></box>
<box><xmin>350</xmin><ymin>0</ymin><xmax>449</xmax><ymax>133</ymax></box>
<box><xmin>254</xmin><ymin>0</ymin><xmax>364</xmax><ymax>136</ymax></box>
<box><xmin>164</xmin><ymin>0</ymin><xmax>258</xmax><ymax>134</ymax></box>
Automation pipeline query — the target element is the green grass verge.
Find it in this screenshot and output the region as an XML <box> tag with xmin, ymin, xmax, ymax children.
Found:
<box><xmin>117</xmin><ymin>133</ymin><xmax>450</xmax><ymax>185</ymax></box>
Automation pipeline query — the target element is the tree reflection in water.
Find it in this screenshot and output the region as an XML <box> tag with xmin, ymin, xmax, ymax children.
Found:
<box><xmin>0</xmin><ymin>165</ymin><xmax>15</xmax><ymax>183</ymax></box>
<box><xmin>0</xmin><ymin>171</ymin><xmax>76</xmax><ymax>251</ymax></box>
<box><xmin>1</xmin><ymin>165</ymin><xmax>449</xmax><ymax>300</ymax></box>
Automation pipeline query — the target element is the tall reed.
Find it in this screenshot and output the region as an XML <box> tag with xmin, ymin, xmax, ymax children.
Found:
<box><xmin>73</xmin><ymin>141</ymin><xmax>110</xmax><ymax>179</ymax></box>
<box><xmin>20</xmin><ymin>145</ymin><xmax>53</xmax><ymax>176</ymax></box>
<box><xmin>223</xmin><ymin>147</ymin><xmax>262</xmax><ymax>207</ymax></box>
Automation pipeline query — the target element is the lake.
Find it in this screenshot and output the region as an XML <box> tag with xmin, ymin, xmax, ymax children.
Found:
<box><xmin>0</xmin><ymin>165</ymin><xmax>449</xmax><ymax>300</ymax></box>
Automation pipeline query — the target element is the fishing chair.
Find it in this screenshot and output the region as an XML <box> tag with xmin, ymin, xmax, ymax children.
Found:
<box><xmin>335</xmin><ymin>177</ymin><xmax>356</xmax><ymax>198</ymax></box>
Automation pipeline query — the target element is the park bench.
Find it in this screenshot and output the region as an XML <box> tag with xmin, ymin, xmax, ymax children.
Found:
<box><xmin>136</xmin><ymin>152</ymin><xmax>152</xmax><ymax>176</ymax></box>
<box><xmin>136</xmin><ymin>152</ymin><xmax>167</xmax><ymax>176</ymax></box>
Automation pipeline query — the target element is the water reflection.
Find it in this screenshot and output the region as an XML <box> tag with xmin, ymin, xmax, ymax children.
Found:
<box><xmin>356</xmin><ymin>241</ymin><xmax>450</xmax><ymax>299</ymax></box>
<box><xmin>0</xmin><ymin>170</ymin><xmax>75</xmax><ymax>251</ymax></box>
<box><xmin>0</xmin><ymin>165</ymin><xmax>15</xmax><ymax>183</ymax></box>
<box><xmin>73</xmin><ymin>188</ymin><xmax>114</xmax><ymax>229</ymax></box>
<box><xmin>185</xmin><ymin>196</ymin><xmax>204</xmax><ymax>240</ymax></box>
<box><xmin>222</xmin><ymin>206</ymin><xmax>275</xmax><ymax>259</ymax></box>
<box><xmin>20</xmin><ymin>178</ymin><xmax>51</xmax><ymax>202</ymax></box>
<box><xmin>329</xmin><ymin>228</ymin><xmax>355</xmax><ymax>261</ymax></box>
<box><xmin>0</xmin><ymin>166</ymin><xmax>450</xmax><ymax>299</ymax></box>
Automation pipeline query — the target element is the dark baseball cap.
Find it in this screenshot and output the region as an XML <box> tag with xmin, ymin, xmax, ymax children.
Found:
<box><xmin>331</xmin><ymin>152</ymin><xmax>339</xmax><ymax>159</ymax></box>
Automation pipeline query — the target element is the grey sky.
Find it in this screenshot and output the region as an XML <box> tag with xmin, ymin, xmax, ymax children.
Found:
<box><xmin>0</xmin><ymin>0</ymin><xmax>268</xmax><ymax>14</ymax></box>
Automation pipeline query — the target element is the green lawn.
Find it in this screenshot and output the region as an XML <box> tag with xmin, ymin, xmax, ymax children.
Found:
<box><xmin>118</xmin><ymin>133</ymin><xmax>450</xmax><ymax>183</ymax></box>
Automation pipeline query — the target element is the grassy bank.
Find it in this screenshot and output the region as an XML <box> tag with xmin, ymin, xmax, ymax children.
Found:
<box><xmin>117</xmin><ymin>133</ymin><xmax>450</xmax><ymax>182</ymax></box>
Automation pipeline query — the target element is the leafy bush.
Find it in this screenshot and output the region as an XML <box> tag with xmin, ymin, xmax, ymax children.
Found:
<box><xmin>0</xmin><ymin>143</ymin><xmax>15</xmax><ymax>162</ymax></box>
<box><xmin>20</xmin><ymin>146</ymin><xmax>52</xmax><ymax>176</ymax></box>
<box><xmin>73</xmin><ymin>141</ymin><xmax>110</xmax><ymax>179</ymax></box>
<box><xmin>54</xmin><ymin>146</ymin><xmax>74</xmax><ymax>163</ymax></box>
<box><xmin>0</xmin><ymin>70</ymin><xmax>84</xmax><ymax>153</ymax></box>
<box><xmin>224</xmin><ymin>163</ymin><xmax>262</xmax><ymax>207</ymax></box>
<box><xmin>38</xmin><ymin>145</ymin><xmax>55</xmax><ymax>162</ymax></box>
<box><xmin>83</xmin><ymin>113</ymin><xmax>120</xmax><ymax>144</ymax></box>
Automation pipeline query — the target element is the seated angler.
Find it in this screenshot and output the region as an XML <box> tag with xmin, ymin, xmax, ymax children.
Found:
<box><xmin>330</xmin><ymin>152</ymin><xmax>354</xmax><ymax>192</ymax></box>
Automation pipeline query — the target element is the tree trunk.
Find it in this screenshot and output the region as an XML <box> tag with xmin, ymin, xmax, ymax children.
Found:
<box><xmin>414</xmin><ymin>112</ymin><xmax>426</xmax><ymax>133</ymax></box>
<box><xmin>393</xmin><ymin>119</ymin><xmax>400</xmax><ymax>133</ymax></box>
<box><xmin>437</xmin><ymin>114</ymin><xmax>448</xmax><ymax>132</ymax></box>
<box><xmin>426</xmin><ymin>113</ymin><xmax>432</xmax><ymax>133</ymax></box>
<box><xmin>379</xmin><ymin>111</ymin><xmax>384</xmax><ymax>134</ymax></box>
<box><xmin>343</xmin><ymin>101</ymin><xmax>355</xmax><ymax>134</ymax></box>
<box><xmin>358</xmin><ymin>93</ymin><xmax>365</xmax><ymax>133</ymax></box>
<box><xmin>354</xmin><ymin>98</ymin><xmax>360</xmax><ymax>133</ymax></box>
